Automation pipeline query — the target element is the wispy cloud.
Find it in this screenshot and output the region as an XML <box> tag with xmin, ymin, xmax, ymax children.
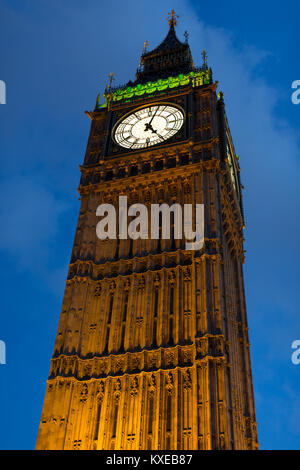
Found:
<box><xmin>0</xmin><ymin>0</ymin><xmax>299</xmax><ymax>449</ymax></box>
<box><xmin>0</xmin><ymin>175</ymin><xmax>68</xmax><ymax>270</ymax></box>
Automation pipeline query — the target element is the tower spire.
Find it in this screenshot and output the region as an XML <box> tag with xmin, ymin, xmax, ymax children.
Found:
<box><xmin>135</xmin><ymin>11</ymin><xmax>194</xmax><ymax>83</ymax></box>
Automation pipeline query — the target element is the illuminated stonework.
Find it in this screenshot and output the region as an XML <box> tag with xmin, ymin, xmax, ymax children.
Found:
<box><xmin>36</xmin><ymin>17</ymin><xmax>258</xmax><ymax>451</ymax></box>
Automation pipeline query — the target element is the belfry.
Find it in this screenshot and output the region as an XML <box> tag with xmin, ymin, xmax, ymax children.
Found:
<box><xmin>36</xmin><ymin>12</ymin><xmax>259</xmax><ymax>450</ymax></box>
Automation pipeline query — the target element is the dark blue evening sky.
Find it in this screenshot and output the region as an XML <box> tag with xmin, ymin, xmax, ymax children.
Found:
<box><xmin>0</xmin><ymin>0</ymin><xmax>299</xmax><ymax>450</ymax></box>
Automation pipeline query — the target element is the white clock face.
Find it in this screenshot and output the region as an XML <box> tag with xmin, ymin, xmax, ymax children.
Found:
<box><xmin>227</xmin><ymin>144</ymin><xmax>237</xmax><ymax>193</ymax></box>
<box><xmin>113</xmin><ymin>104</ymin><xmax>184</xmax><ymax>149</ymax></box>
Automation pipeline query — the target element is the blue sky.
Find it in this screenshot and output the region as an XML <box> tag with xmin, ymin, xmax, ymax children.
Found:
<box><xmin>0</xmin><ymin>0</ymin><xmax>299</xmax><ymax>450</ymax></box>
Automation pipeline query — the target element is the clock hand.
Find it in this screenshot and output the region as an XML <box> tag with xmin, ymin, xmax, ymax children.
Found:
<box><xmin>148</xmin><ymin>106</ymin><xmax>159</xmax><ymax>126</ymax></box>
<box><xmin>144</xmin><ymin>107</ymin><xmax>159</xmax><ymax>132</ymax></box>
<box><xmin>144</xmin><ymin>122</ymin><xmax>163</xmax><ymax>136</ymax></box>
<box><xmin>150</xmin><ymin>127</ymin><xmax>164</xmax><ymax>140</ymax></box>
<box><xmin>144</xmin><ymin>122</ymin><xmax>154</xmax><ymax>132</ymax></box>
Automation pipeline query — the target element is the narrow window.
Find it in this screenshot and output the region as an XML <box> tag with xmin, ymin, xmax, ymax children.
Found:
<box><xmin>120</xmin><ymin>293</ymin><xmax>128</xmax><ymax>347</ymax></box>
<box><xmin>166</xmin><ymin>393</ymin><xmax>172</xmax><ymax>432</ymax></box>
<box><xmin>122</xmin><ymin>293</ymin><xmax>128</xmax><ymax>322</ymax></box>
<box><xmin>94</xmin><ymin>400</ymin><xmax>102</xmax><ymax>440</ymax></box>
<box><xmin>169</xmin><ymin>317</ymin><xmax>174</xmax><ymax>346</ymax></box>
<box><xmin>169</xmin><ymin>287</ymin><xmax>174</xmax><ymax>345</ymax></box>
<box><xmin>148</xmin><ymin>395</ymin><xmax>154</xmax><ymax>434</ymax></box>
<box><xmin>153</xmin><ymin>289</ymin><xmax>158</xmax><ymax>345</ymax></box>
<box><xmin>112</xmin><ymin>403</ymin><xmax>119</xmax><ymax>438</ymax></box>
<box><xmin>107</xmin><ymin>294</ymin><xmax>114</xmax><ymax>324</ymax></box>
<box><xmin>170</xmin><ymin>287</ymin><xmax>174</xmax><ymax>315</ymax></box>
<box><xmin>104</xmin><ymin>293</ymin><xmax>114</xmax><ymax>352</ymax></box>
<box><xmin>104</xmin><ymin>325</ymin><xmax>110</xmax><ymax>351</ymax></box>
<box><xmin>154</xmin><ymin>289</ymin><xmax>159</xmax><ymax>318</ymax></box>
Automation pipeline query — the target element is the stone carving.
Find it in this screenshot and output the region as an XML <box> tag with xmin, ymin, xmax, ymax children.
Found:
<box><xmin>124</xmin><ymin>278</ymin><xmax>131</xmax><ymax>291</ymax></box>
<box><xmin>114</xmin><ymin>378</ymin><xmax>121</xmax><ymax>402</ymax></box>
<box><xmin>183</xmin><ymin>267</ymin><xmax>191</xmax><ymax>282</ymax></box>
<box><xmin>79</xmin><ymin>383</ymin><xmax>88</xmax><ymax>403</ymax></box>
<box><xmin>165</xmin><ymin>351</ymin><xmax>175</xmax><ymax>367</ymax></box>
<box><xmin>153</xmin><ymin>273</ymin><xmax>160</xmax><ymax>287</ymax></box>
<box><xmin>168</xmin><ymin>270</ymin><xmax>176</xmax><ymax>285</ymax></box>
<box><xmin>166</xmin><ymin>372</ymin><xmax>174</xmax><ymax>394</ymax></box>
<box><xmin>109</xmin><ymin>281</ymin><xmax>116</xmax><ymax>292</ymax></box>
<box><xmin>138</xmin><ymin>276</ymin><xmax>145</xmax><ymax>290</ymax></box>
<box><xmin>130</xmin><ymin>376</ymin><xmax>139</xmax><ymax>397</ymax></box>
<box><xmin>183</xmin><ymin>369</ymin><xmax>192</xmax><ymax>390</ymax></box>
<box><xmin>148</xmin><ymin>374</ymin><xmax>156</xmax><ymax>393</ymax></box>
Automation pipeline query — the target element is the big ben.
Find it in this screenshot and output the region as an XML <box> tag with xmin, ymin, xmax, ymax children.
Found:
<box><xmin>36</xmin><ymin>12</ymin><xmax>259</xmax><ymax>450</ymax></box>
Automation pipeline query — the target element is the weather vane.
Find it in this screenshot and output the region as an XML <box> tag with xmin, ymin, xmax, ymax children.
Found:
<box><xmin>167</xmin><ymin>9</ymin><xmax>179</xmax><ymax>27</ymax></box>
<box><xmin>202</xmin><ymin>50</ymin><xmax>208</xmax><ymax>67</ymax></box>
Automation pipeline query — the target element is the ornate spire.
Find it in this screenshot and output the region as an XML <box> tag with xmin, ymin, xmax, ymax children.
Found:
<box><xmin>202</xmin><ymin>50</ymin><xmax>208</xmax><ymax>68</ymax></box>
<box><xmin>135</xmin><ymin>12</ymin><xmax>194</xmax><ymax>83</ymax></box>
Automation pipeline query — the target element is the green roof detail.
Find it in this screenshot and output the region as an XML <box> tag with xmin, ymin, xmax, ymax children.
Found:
<box><xmin>97</xmin><ymin>69</ymin><xmax>212</xmax><ymax>109</ymax></box>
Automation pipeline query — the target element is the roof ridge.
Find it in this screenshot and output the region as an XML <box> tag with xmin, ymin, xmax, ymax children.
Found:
<box><xmin>142</xmin><ymin>23</ymin><xmax>186</xmax><ymax>57</ymax></box>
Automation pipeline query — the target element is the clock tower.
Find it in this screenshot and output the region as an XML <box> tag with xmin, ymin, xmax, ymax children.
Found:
<box><xmin>36</xmin><ymin>12</ymin><xmax>259</xmax><ymax>450</ymax></box>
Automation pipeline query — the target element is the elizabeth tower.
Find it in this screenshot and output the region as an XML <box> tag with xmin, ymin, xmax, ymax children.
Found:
<box><xmin>36</xmin><ymin>13</ymin><xmax>259</xmax><ymax>450</ymax></box>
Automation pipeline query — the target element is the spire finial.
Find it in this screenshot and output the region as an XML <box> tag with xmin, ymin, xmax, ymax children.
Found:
<box><xmin>108</xmin><ymin>72</ymin><xmax>115</xmax><ymax>86</ymax></box>
<box><xmin>167</xmin><ymin>9</ymin><xmax>179</xmax><ymax>27</ymax></box>
<box><xmin>143</xmin><ymin>40</ymin><xmax>149</xmax><ymax>53</ymax></box>
<box><xmin>202</xmin><ymin>50</ymin><xmax>208</xmax><ymax>67</ymax></box>
<box><xmin>105</xmin><ymin>72</ymin><xmax>115</xmax><ymax>93</ymax></box>
<box><xmin>139</xmin><ymin>41</ymin><xmax>149</xmax><ymax>71</ymax></box>
<box><xmin>184</xmin><ymin>30</ymin><xmax>189</xmax><ymax>43</ymax></box>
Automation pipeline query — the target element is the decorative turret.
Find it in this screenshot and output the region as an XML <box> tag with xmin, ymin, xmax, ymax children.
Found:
<box><xmin>135</xmin><ymin>10</ymin><xmax>195</xmax><ymax>83</ymax></box>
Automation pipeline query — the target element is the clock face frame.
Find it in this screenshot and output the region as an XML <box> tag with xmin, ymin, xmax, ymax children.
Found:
<box><xmin>112</xmin><ymin>103</ymin><xmax>185</xmax><ymax>150</ymax></box>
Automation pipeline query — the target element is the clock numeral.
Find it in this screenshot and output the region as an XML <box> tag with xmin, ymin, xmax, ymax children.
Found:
<box><xmin>130</xmin><ymin>138</ymin><xmax>138</xmax><ymax>145</ymax></box>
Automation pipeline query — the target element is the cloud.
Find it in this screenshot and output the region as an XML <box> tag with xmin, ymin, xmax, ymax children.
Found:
<box><xmin>180</xmin><ymin>5</ymin><xmax>300</xmax><ymax>313</ymax></box>
<box><xmin>1</xmin><ymin>0</ymin><xmax>299</xmax><ymax>345</ymax></box>
<box><xmin>0</xmin><ymin>175</ymin><xmax>68</xmax><ymax>270</ymax></box>
<box><xmin>1</xmin><ymin>0</ymin><xmax>299</xmax><ymax>347</ymax></box>
<box><xmin>0</xmin><ymin>0</ymin><xmax>299</xmax><ymax>449</ymax></box>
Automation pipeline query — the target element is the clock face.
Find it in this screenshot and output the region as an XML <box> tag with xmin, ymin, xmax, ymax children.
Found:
<box><xmin>226</xmin><ymin>143</ymin><xmax>239</xmax><ymax>197</ymax></box>
<box><xmin>113</xmin><ymin>104</ymin><xmax>184</xmax><ymax>149</ymax></box>
<box><xmin>227</xmin><ymin>149</ymin><xmax>237</xmax><ymax>191</ymax></box>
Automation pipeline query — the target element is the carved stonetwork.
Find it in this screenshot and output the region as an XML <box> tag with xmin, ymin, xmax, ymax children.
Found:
<box><xmin>37</xmin><ymin>15</ymin><xmax>258</xmax><ymax>451</ymax></box>
<box><xmin>49</xmin><ymin>344</ymin><xmax>199</xmax><ymax>380</ymax></box>
<box><xmin>195</xmin><ymin>335</ymin><xmax>226</xmax><ymax>360</ymax></box>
